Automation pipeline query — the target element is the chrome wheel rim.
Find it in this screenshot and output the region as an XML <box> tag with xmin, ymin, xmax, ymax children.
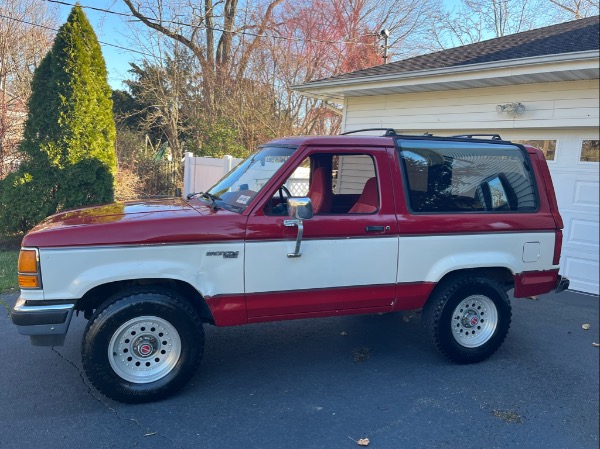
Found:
<box><xmin>451</xmin><ymin>295</ymin><xmax>498</xmax><ymax>348</ymax></box>
<box><xmin>108</xmin><ymin>316</ymin><xmax>181</xmax><ymax>383</ymax></box>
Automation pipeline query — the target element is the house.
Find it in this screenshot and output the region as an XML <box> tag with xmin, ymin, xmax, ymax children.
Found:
<box><xmin>293</xmin><ymin>16</ymin><xmax>600</xmax><ymax>294</ymax></box>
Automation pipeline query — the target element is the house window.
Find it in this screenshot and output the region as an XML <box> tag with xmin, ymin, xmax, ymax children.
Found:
<box><xmin>513</xmin><ymin>140</ymin><xmax>556</xmax><ymax>161</ymax></box>
<box><xmin>580</xmin><ymin>140</ymin><xmax>599</xmax><ymax>162</ymax></box>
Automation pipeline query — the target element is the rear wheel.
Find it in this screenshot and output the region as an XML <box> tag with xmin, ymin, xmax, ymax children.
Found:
<box><xmin>422</xmin><ymin>275</ymin><xmax>511</xmax><ymax>363</ymax></box>
<box><xmin>82</xmin><ymin>290</ymin><xmax>204</xmax><ymax>403</ymax></box>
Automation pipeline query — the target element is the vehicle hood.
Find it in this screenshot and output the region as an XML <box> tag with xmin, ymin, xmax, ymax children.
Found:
<box><xmin>23</xmin><ymin>198</ymin><xmax>247</xmax><ymax>247</ymax></box>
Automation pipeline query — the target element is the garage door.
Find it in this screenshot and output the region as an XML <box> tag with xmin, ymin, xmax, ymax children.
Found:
<box><xmin>548</xmin><ymin>136</ymin><xmax>599</xmax><ymax>295</ymax></box>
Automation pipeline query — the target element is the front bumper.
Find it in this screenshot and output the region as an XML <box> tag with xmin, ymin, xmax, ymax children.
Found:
<box><xmin>11</xmin><ymin>298</ymin><xmax>75</xmax><ymax>346</ymax></box>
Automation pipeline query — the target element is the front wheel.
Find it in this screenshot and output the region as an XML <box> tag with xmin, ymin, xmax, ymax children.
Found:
<box><xmin>422</xmin><ymin>275</ymin><xmax>511</xmax><ymax>364</ymax></box>
<box><xmin>82</xmin><ymin>290</ymin><xmax>205</xmax><ymax>403</ymax></box>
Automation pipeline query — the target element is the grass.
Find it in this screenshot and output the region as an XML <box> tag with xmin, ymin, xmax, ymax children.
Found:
<box><xmin>0</xmin><ymin>250</ymin><xmax>19</xmax><ymax>293</ymax></box>
<box><xmin>0</xmin><ymin>229</ymin><xmax>21</xmax><ymax>294</ymax></box>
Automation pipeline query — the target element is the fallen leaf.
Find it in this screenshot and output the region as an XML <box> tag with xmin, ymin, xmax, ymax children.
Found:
<box><xmin>492</xmin><ymin>410</ymin><xmax>523</xmax><ymax>424</ymax></box>
<box><xmin>582</xmin><ymin>324</ymin><xmax>591</xmax><ymax>330</ymax></box>
<box><xmin>357</xmin><ymin>438</ymin><xmax>370</xmax><ymax>446</ymax></box>
<box><xmin>352</xmin><ymin>347</ymin><xmax>371</xmax><ymax>363</ymax></box>
<box><xmin>593</xmin><ymin>342</ymin><xmax>600</xmax><ymax>347</ymax></box>
<box><xmin>527</xmin><ymin>296</ymin><xmax>538</xmax><ymax>300</ymax></box>
<box><xmin>143</xmin><ymin>432</ymin><xmax>158</xmax><ymax>437</ymax></box>
<box><xmin>341</xmin><ymin>331</ymin><xmax>348</xmax><ymax>336</ymax></box>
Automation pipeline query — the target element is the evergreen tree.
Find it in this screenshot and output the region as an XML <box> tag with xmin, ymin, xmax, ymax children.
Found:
<box><xmin>0</xmin><ymin>5</ymin><xmax>116</xmax><ymax>234</ymax></box>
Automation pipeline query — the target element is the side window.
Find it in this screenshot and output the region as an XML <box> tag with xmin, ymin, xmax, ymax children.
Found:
<box><xmin>398</xmin><ymin>141</ymin><xmax>537</xmax><ymax>213</ymax></box>
<box><xmin>264</xmin><ymin>153</ymin><xmax>379</xmax><ymax>215</ymax></box>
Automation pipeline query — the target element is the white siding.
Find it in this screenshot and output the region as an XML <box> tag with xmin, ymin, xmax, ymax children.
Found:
<box><xmin>336</xmin><ymin>155</ymin><xmax>376</xmax><ymax>194</ymax></box>
<box><xmin>343</xmin><ymin>80</ymin><xmax>599</xmax><ymax>131</ymax></box>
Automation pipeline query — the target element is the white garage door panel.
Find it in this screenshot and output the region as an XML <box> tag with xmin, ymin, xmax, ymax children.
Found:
<box><xmin>565</xmin><ymin>216</ymin><xmax>599</xmax><ymax>251</ymax></box>
<box><xmin>573</xmin><ymin>181</ymin><xmax>599</xmax><ymax>208</ymax></box>
<box><xmin>563</xmin><ymin>253</ymin><xmax>599</xmax><ymax>294</ymax></box>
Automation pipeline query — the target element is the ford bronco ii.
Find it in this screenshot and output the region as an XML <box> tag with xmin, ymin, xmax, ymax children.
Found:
<box><xmin>12</xmin><ymin>130</ymin><xmax>569</xmax><ymax>402</ymax></box>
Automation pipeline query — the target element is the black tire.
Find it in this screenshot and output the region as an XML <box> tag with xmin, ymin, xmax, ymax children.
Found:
<box><xmin>82</xmin><ymin>289</ymin><xmax>204</xmax><ymax>403</ymax></box>
<box><xmin>422</xmin><ymin>275</ymin><xmax>511</xmax><ymax>364</ymax></box>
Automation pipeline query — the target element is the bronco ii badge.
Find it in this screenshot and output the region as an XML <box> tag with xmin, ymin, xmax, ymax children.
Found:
<box><xmin>206</xmin><ymin>251</ymin><xmax>239</xmax><ymax>259</ymax></box>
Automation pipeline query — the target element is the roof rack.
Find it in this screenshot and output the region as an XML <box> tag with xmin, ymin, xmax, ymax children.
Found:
<box><xmin>451</xmin><ymin>134</ymin><xmax>503</xmax><ymax>140</ymax></box>
<box><xmin>341</xmin><ymin>128</ymin><xmax>398</xmax><ymax>136</ymax></box>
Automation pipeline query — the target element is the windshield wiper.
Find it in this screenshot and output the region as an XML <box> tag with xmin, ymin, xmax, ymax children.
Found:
<box><xmin>187</xmin><ymin>192</ymin><xmax>221</xmax><ymax>210</ymax></box>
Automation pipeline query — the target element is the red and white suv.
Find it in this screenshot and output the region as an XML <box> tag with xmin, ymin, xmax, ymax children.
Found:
<box><xmin>12</xmin><ymin>130</ymin><xmax>569</xmax><ymax>402</ymax></box>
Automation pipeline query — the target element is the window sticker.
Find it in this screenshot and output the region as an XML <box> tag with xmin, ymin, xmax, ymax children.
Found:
<box><xmin>236</xmin><ymin>195</ymin><xmax>251</xmax><ymax>204</ymax></box>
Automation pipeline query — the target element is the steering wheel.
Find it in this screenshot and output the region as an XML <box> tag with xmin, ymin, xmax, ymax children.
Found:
<box><xmin>278</xmin><ymin>185</ymin><xmax>292</xmax><ymax>204</ymax></box>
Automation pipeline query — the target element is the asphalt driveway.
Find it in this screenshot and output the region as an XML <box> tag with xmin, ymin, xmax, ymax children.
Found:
<box><xmin>0</xmin><ymin>289</ymin><xmax>598</xmax><ymax>449</ymax></box>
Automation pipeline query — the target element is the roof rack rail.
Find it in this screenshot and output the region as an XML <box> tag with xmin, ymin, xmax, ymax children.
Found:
<box><xmin>341</xmin><ymin>128</ymin><xmax>398</xmax><ymax>136</ymax></box>
<box><xmin>452</xmin><ymin>134</ymin><xmax>503</xmax><ymax>140</ymax></box>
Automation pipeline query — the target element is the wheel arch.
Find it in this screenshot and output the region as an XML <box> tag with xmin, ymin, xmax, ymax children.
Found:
<box><xmin>75</xmin><ymin>278</ymin><xmax>215</xmax><ymax>325</ymax></box>
<box><xmin>428</xmin><ymin>267</ymin><xmax>514</xmax><ymax>304</ymax></box>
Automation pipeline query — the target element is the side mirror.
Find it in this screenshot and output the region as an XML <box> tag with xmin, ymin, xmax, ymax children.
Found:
<box><xmin>284</xmin><ymin>197</ymin><xmax>313</xmax><ymax>258</ymax></box>
<box><xmin>287</xmin><ymin>197</ymin><xmax>313</xmax><ymax>220</ymax></box>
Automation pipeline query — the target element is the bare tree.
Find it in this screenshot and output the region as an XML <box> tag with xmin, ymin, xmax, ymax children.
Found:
<box><xmin>546</xmin><ymin>0</ymin><xmax>599</xmax><ymax>20</ymax></box>
<box><xmin>252</xmin><ymin>0</ymin><xmax>436</xmax><ymax>135</ymax></box>
<box><xmin>0</xmin><ymin>0</ymin><xmax>57</xmax><ymax>178</ymax></box>
<box><xmin>122</xmin><ymin>0</ymin><xmax>283</xmax><ymax>113</ymax></box>
<box><xmin>426</xmin><ymin>0</ymin><xmax>598</xmax><ymax>52</ymax></box>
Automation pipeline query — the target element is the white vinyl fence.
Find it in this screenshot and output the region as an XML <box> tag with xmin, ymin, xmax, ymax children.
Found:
<box><xmin>182</xmin><ymin>152</ymin><xmax>310</xmax><ymax>198</ymax></box>
<box><xmin>182</xmin><ymin>153</ymin><xmax>242</xmax><ymax>197</ymax></box>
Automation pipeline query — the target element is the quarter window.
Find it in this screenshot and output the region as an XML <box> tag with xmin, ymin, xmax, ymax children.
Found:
<box><xmin>398</xmin><ymin>141</ymin><xmax>537</xmax><ymax>213</ymax></box>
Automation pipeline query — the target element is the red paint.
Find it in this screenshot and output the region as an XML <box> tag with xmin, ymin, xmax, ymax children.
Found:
<box><xmin>205</xmin><ymin>295</ymin><xmax>248</xmax><ymax>326</ymax></box>
<box><xmin>513</xmin><ymin>269</ymin><xmax>559</xmax><ymax>297</ymax></box>
<box><xmin>22</xmin><ymin>198</ymin><xmax>247</xmax><ymax>247</ymax></box>
<box><xmin>246</xmin><ymin>284</ymin><xmax>396</xmax><ymax>318</ymax></box>
<box><xmin>396</xmin><ymin>213</ymin><xmax>558</xmax><ymax>235</ymax></box>
<box><xmin>529</xmin><ymin>146</ymin><xmax>564</xmax><ymax>229</ymax></box>
<box><xmin>391</xmin><ymin>282</ymin><xmax>436</xmax><ymax>311</ymax></box>
<box><xmin>247</xmin><ymin>305</ymin><xmax>394</xmax><ymax>324</ymax></box>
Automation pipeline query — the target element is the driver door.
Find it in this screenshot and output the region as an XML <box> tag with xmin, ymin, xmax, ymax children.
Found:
<box><xmin>244</xmin><ymin>146</ymin><xmax>399</xmax><ymax>321</ymax></box>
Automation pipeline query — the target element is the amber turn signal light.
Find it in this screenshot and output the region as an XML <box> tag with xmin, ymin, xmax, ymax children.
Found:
<box><xmin>18</xmin><ymin>274</ymin><xmax>40</xmax><ymax>289</ymax></box>
<box><xmin>18</xmin><ymin>249</ymin><xmax>38</xmax><ymax>273</ymax></box>
<box><xmin>18</xmin><ymin>248</ymin><xmax>41</xmax><ymax>289</ymax></box>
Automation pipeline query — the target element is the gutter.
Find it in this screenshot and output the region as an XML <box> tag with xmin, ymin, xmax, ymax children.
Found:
<box><xmin>291</xmin><ymin>50</ymin><xmax>599</xmax><ymax>94</ymax></box>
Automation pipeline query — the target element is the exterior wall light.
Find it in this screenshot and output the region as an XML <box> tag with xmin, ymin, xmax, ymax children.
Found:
<box><xmin>496</xmin><ymin>102</ymin><xmax>526</xmax><ymax>114</ymax></box>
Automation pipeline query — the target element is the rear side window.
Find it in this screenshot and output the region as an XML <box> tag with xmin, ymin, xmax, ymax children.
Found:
<box><xmin>397</xmin><ymin>140</ymin><xmax>537</xmax><ymax>213</ymax></box>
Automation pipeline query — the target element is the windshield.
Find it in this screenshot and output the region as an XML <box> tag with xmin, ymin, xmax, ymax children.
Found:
<box><xmin>206</xmin><ymin>146</ymin><xmax>297</xmax><ymax>212</ymax></box>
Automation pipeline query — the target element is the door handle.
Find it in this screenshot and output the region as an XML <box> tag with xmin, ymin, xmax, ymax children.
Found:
<box><xmin>365</xmin><ymin>226</ymin><xmax>385</xmax><ymax>232</ymax></box>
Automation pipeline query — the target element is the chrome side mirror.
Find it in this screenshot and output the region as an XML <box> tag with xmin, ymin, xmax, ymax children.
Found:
<box><xmin>284</xmin><ymin>197</ymin><xmax>313</xmax><ymax>257</ymax></box>
<box><xmin>287</xmin><ymin>197</ymin><xmax>313</xmax><ymax>220</ymax></box>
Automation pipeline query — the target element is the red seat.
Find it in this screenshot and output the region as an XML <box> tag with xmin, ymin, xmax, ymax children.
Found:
<box><xmin>308</xmin><ymin>166</ymin><xmax>332</xmax><ymax>214</ymax></box>
<box><xmin>349</xmin><ymin>178</ymin><xmax>378</xmax><ymax>213</ymax></box>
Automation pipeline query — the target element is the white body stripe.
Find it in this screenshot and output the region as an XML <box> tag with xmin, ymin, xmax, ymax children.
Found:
<box><xmin>245</xmin><ymin>237</ymin><xmax>399</xmax><ymax>294</ymax></box>
<box><xmin>23</xmin><ymin>232</ymin><xmax>557</xmax><ymax>303</ymax></box>
<box><xmin>397</xmin><ymin>232</ymin><xmax>558</xmax><ymax>283</ymax></box>
<box><xmin>35</xmin><ymin>243</ymin><xmax>244</xmax><ymax>301</ymax></box>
